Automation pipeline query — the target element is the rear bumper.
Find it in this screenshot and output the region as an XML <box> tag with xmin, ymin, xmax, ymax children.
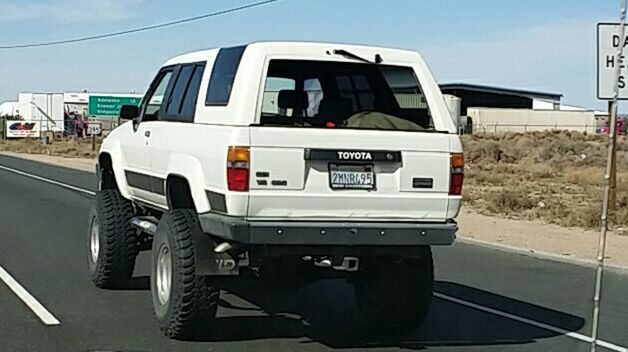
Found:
<box><xmin>198</xmin><ymin>212</ymin><xmax>457</xmax><ymax>246</ymax></box>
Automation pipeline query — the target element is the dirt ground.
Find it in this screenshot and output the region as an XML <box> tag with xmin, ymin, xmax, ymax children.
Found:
<box><xmin>0</xmin><ymin>137</ymin><xmax>102</xmax><ymax>159</ymax></box>
<box><xmin>458</xmin><ymin>208</ymin><xmax>628</xmax><ymax>268</ymax></box>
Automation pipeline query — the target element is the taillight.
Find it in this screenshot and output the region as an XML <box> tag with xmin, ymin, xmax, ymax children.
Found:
<box><xmin>449</xmin><ymin>153</ymin><xmax>464</xmax><ymax>196</ymax></box>
<box><xmin>227</xmin><ymin>146</ymin><xmax>249</xmax><ymax>191</ymax></box>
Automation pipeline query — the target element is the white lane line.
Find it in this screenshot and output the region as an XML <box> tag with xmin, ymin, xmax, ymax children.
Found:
<box><xmin>0</xmin><ymin>165</ymin><xmax>95</xmax><ymax>196</ymax></box>
<box><xmin>434</xmin><ymin>292</ymin><xmax>628</xmax><ymax>352</ymax></box>
<box><xmin>0</xmin><ymin>265</ymin><xmax>60</xmax><ymax>325</ymax></box>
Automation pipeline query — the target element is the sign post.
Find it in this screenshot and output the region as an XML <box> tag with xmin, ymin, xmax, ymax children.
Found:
<box><xmin>593</xmin><ymin>7</ymin><xmax>627</xmax><ymax>351</ymax></box>
<box><xmin>608</xmin><ymin>101</ymin><xmax>618</xmax><ymax>211</ymax></box>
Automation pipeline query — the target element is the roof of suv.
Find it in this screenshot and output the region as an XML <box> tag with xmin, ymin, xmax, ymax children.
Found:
<box><xmin>164</xmin><ymin>41</ymin><xmax>419</xmax><ymax>66</ymax></box>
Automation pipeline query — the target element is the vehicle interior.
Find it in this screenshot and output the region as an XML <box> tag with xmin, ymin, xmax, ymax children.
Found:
<box><xmin>260</xmin><ymin>59</ymin><xmax>433</xmax><ymax>130</ymax></box>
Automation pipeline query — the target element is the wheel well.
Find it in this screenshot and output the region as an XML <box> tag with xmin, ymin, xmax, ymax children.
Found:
<box><xmin>166</xmin><ymin>175</ymin><xmax>195</xmax><ymax>210</ymax></box>
<box><xmin>98</xmin><ymin>153</ymin><xmax>117</xmax><ymax>190</ymax></box>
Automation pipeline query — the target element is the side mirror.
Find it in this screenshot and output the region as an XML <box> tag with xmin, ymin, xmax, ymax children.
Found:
<box><xmin>119</xmin><ymin>105</ymin><xmax>139</xmax><ymax>120</ymax></box>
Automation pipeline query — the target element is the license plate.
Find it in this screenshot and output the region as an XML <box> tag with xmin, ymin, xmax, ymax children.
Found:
<box><xmin>329</xmin><ymin>164</ymin><xmax>375</xmax><ymax>190</ymax></box>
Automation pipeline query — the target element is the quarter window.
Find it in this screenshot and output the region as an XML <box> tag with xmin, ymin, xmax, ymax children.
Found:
<box><xmin>205</xmin><ymin>46</ymin><xmax>247</xmax><ymax>106</ymax></box>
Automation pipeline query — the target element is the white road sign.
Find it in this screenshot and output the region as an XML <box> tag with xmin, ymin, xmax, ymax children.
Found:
<box><xmin>597</xmin><ymin>23</ymin><xmax>628</xmax><ymax>99</ymax></box>
<box><xmin>87</xmin><ymin>122</ymin><xmax>102</xmax><ymax>136</ymax></box>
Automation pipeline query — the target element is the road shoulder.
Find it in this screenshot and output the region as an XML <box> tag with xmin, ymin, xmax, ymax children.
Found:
<box><xmin>0</xmin><ymin>151</ymin><xmax>95</xmax><ymax>173</ymax></box>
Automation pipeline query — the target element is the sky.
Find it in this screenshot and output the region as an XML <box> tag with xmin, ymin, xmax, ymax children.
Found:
<box><xmin>0</xmin><ymin>0</ymin><xmax>621</xmax><ymax>110</ymax></box>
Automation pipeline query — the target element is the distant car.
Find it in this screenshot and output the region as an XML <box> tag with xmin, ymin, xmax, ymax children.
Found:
<box><xmin>597</xmin><ymin>120</ymin><xmax>625</xmax><ymax>135</ymax></box>
<box><xmin>88</xmin><ymin>41</ymin><xmax>463</xmax><ymax>339</ymax></box>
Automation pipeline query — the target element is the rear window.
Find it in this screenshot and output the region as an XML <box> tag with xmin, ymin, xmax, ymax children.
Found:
<box><xmin>259</xmin><ymin>60</ymin><xmax>432</xmax><ymax>131</ymax></box>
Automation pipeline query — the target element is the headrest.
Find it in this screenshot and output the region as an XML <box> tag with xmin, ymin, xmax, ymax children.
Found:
<box><xmin>278</xmin><ymin>90</ymin><xmax>309</xmax><ymax>110</ymax></box>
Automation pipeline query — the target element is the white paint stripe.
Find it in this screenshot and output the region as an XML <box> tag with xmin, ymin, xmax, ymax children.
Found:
<box><xmin>0</xmin><ymin>165</ymin><xmax>95</xmax><ymax>196</ymax></box>
<box><xmin>0</xmin><ymin>265</ymin><xmax>60</xmax><ymax>325</ymax></box>
<box><xmin>434</xmin><ymin>292</ymin><xmax>628</xmax><ymax>352</ymax></box>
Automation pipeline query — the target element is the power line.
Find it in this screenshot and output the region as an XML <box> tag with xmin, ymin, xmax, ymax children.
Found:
<box><xmin>0</xmin><ymin>0</ymin><xmax>279</xmax><ymax>50</ymax></box>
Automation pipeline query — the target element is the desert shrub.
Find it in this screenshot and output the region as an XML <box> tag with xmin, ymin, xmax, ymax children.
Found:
<box><xmin>485</xmin><ymin>189</ymin><xmax>536</xmax><ymax>213</ymax></box>
<box><xmin>463</xmin><ymin>131</ymin><xmax>628</xmax><ymax>229</ymax></box>
<box><xmin>537</xmin><ymin>139</ymin><xmax>588</xmax><ymax>161</ymax></box>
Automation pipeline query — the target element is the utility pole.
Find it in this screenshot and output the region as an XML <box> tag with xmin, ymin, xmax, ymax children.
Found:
<box><xmin>591</xmin><ymin>1</ymin><xmax>627</xmax><ymax>351</ymax></box>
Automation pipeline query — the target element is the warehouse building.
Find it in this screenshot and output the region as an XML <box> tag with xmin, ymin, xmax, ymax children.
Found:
<box><xmin>439</xmin><ymin>83</ymin><xmax>562</xmax><ymax>115</ymax></box>
<box><xmin>439</xmin><ymin>83</ymin><xmax>606</xmax><ymax>134</ymax></box>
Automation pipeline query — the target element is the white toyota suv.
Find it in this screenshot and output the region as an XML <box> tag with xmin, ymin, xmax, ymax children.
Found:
<box><xmin>88</xmin><ymin>41</ymin><xmax>463</xmax><ymax>339</ymax></box>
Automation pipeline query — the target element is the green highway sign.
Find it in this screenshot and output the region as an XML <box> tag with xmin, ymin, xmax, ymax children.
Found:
<box><xmin>88</xmin><ymin>96</ymin><xmax>141</xmax><ymax>117</ymax></box>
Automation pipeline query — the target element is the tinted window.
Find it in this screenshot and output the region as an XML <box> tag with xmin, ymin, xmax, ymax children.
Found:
<box><xmin>336</xmin><ymin>75</ymin><xmax>374</xmax><ymax>111</ymax></box>
<box><xmin>205</xmin><ymin>46</ymin><xmax>246</xmax><ymax>106</ymax></box>
<box><xmin>161</xmin><ymin>63</ymin><xmax>205</xmax><ymax>122</ymax></box>
<box><xmin>180</xmin><ymin>66</ymin><xmax>204</xmax><ymax>117</ymax></box>
<box><xmin>166</xmin><ymin>65</ymin><xmax>194</xmax><ymax>116</ymax></box>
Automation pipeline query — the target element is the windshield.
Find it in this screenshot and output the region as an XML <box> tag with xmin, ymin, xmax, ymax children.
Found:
<box><xmin>259</xmin><ymin>60</ymin><xmax>433</xmax><ymax>131</ymax></box>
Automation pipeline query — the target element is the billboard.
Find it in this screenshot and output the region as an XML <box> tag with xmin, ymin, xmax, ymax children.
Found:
<box><xmin>6</xmin><ymin>121</ymin><xmax>40</xmax><ymax>138</ymax></box>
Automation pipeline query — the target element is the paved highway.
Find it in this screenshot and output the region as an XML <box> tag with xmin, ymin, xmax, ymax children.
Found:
<box><xmin>0</xmin><ymin>154</ymin><xmax>626</xmax><ymax>352</ymax></box>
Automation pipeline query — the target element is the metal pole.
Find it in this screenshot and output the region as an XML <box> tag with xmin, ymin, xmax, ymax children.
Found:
<box><xmin>591</xmin><ymin>2</ymin><xmax>627</xmax><ymax>351</ymax></box>
<box><xmin>608</xmin><ymin>101</ymin><xmax>618</xmax><ymax>210</ymax></box>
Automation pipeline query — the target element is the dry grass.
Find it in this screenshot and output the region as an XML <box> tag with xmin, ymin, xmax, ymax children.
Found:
<box><xmin>0</xmin><ymin>137</ymin><xmax>101</xmax><ymax>159</ymax></box>
<box><xmin>463</xmin><ymin>131</ymin><xmax>628</xmax><ymax>229</ymax></box>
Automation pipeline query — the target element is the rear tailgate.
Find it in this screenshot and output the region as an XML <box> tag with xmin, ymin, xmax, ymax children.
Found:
<box><xmin>247</xmin><ymin>127</ymin><xmax>451</xmax><ymax>220</ymax></box>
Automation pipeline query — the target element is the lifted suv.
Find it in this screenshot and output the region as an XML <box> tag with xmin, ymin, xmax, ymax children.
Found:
<box><xmin>88</xmin><ymin>41</ymin><xmax>463</xmax><ymax>339</ymax></box>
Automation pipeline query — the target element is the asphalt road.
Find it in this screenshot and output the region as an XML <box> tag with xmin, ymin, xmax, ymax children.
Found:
<box><xmin>0</xmin><ymin>153</ymin><xmax>626</xmax><ymax>352</ymax></box>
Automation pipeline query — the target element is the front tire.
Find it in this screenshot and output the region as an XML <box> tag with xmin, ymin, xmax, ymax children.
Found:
<box><xmin>354</xmin><ymin>249</ymin><xmax>434</xmax><ymax>333</ymax></box>
<box><xmin>87</xmin><ymin>189</ymin><xmax>138</xmax><ymax>288</ymax></box>
<box><xmin>151</xmin><ymin>209</ymin><xmax>219</xmax><ymax>340</ymax></box>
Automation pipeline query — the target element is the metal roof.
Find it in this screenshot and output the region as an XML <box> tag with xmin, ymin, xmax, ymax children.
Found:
<box><xmin>439</xmin><ymin>83</ymin><xmax>563</xmax><ymax>101</ymax></box>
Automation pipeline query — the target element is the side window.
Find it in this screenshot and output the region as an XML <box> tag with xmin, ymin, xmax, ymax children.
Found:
<box><xmin>304</xmin><ymin>78</ymin><xmax>323</xmax><ymax>117</ymax></box>
<box><xmin>141</xmin><ymin>70</ymin><xmax>174</xmax><ymax>122</ymax></box>
<box><xmin>162</xmin><ymin>63</ymin><xmax>205</xmax><ymax>122</ymax></box>
<box><xmin>261</xmin><ymin>77</ymin><xmax>295</xmax><ymax>116</ymax></box>
<box><xmin>180</xmin><ymin>65</ymin><xmax>204</xmax><ymax>117</ymax></box>
<box><xmin>380</xmin><ymin>67</ymin><xmax>428</xmax><ymax>110</ymax></box>
<box><xmin>205</xmin><ymin>46</ymin><xmax>246</xmax><ymax>106</ymax></box>
<box><xmin>165</xmin><ymin>65</ymin><xmax>194</xmax><ymax>116</ymax></box>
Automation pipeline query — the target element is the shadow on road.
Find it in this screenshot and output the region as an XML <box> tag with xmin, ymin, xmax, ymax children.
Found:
<box><xmin>159</xmin><ymin>278</ymin><xmax>584</xmax><ymax>349</ymax></box>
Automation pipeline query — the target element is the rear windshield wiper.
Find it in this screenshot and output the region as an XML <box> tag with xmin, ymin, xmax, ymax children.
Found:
<box><xmin>332</xmin><ymin>49</ymin><xmax>382</xmax><ymax>64</ymax></box>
